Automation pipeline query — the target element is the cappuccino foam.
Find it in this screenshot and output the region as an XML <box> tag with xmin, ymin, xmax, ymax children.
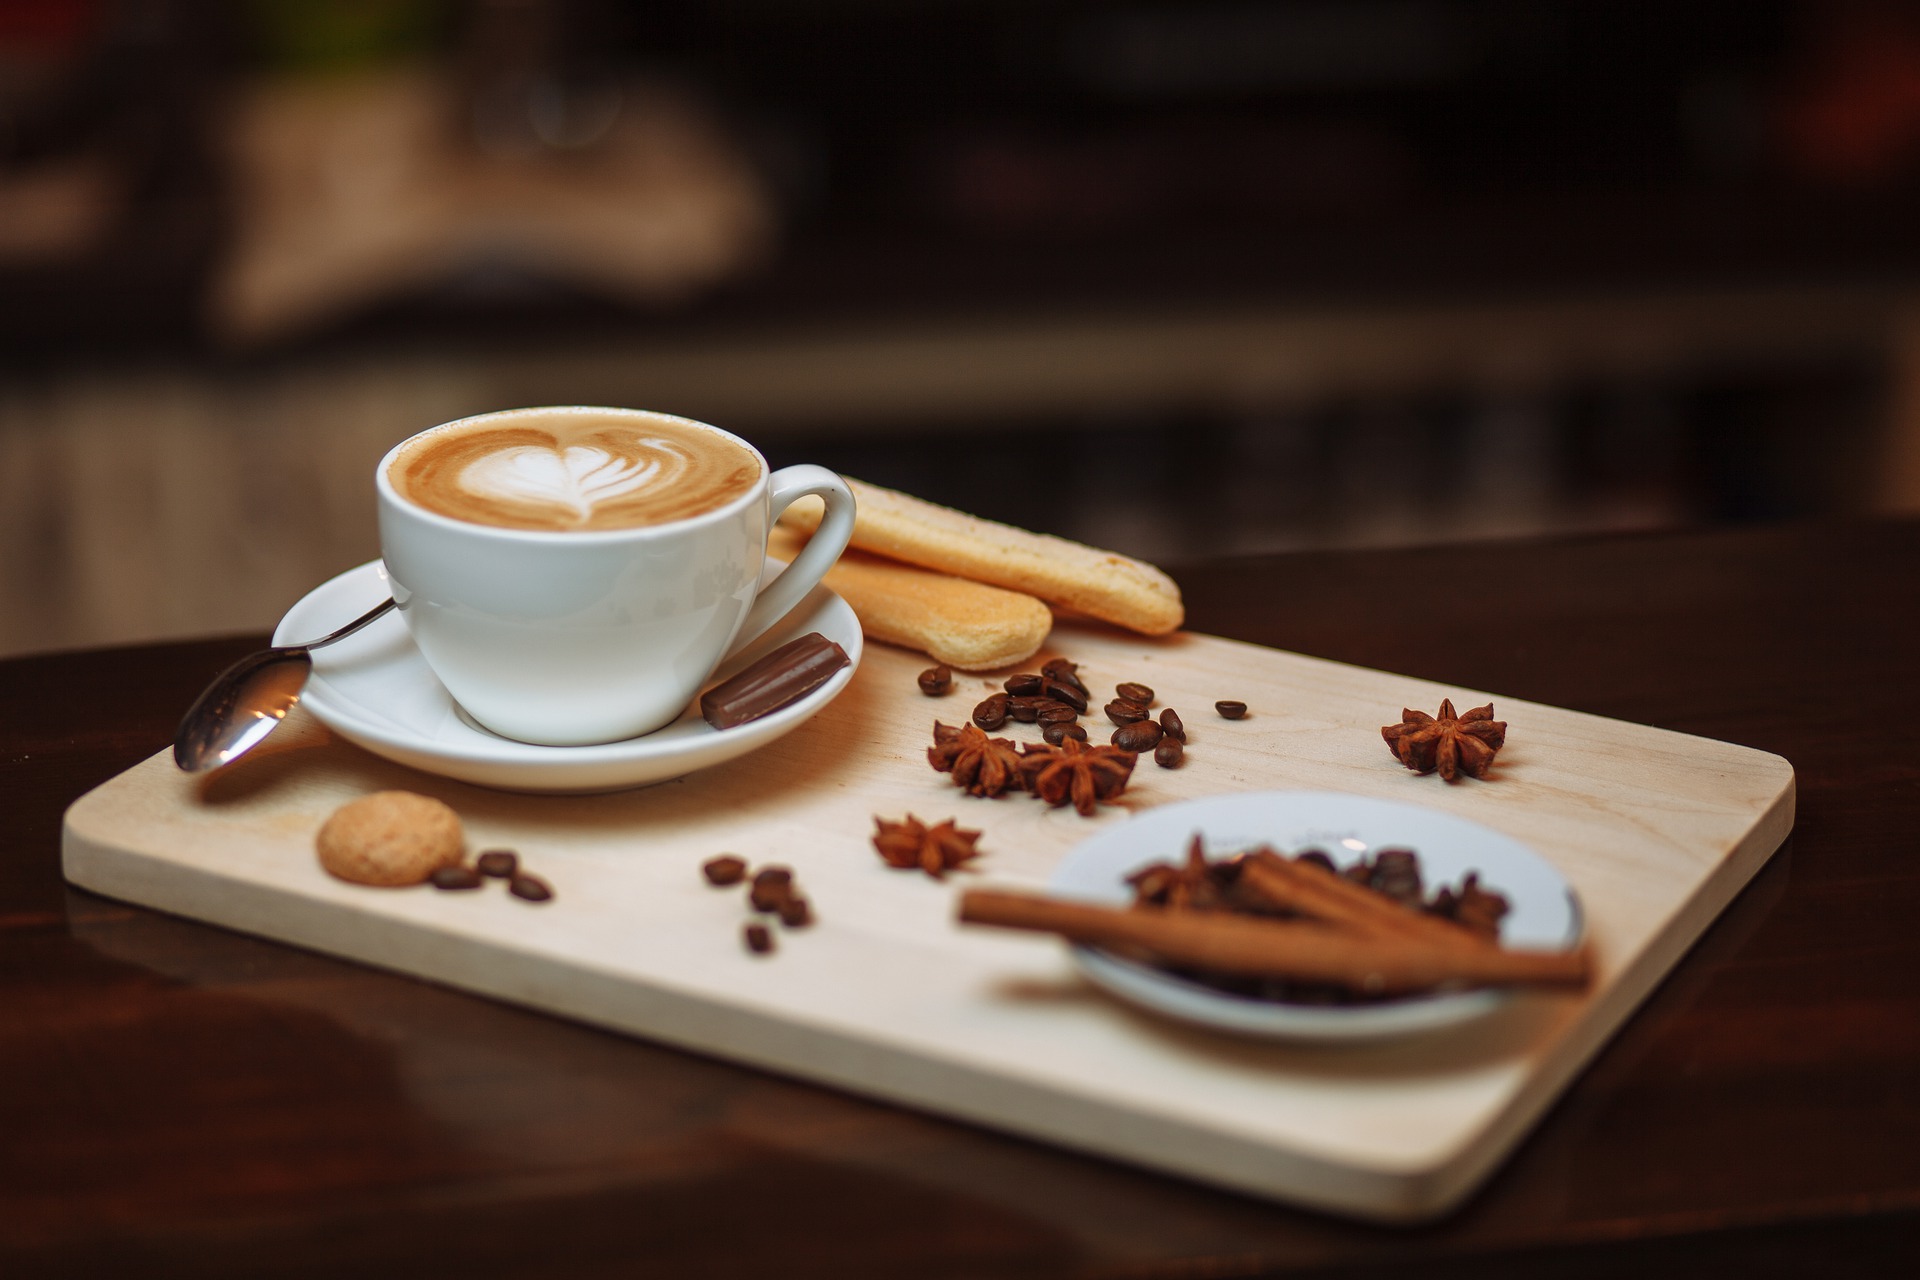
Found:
<box><xmin>388</xmin><ymin>411</ymin><xmax>760</xmax><ymax>532</ymax></box>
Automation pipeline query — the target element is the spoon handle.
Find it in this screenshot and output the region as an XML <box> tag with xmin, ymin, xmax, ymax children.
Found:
<box><xmin>291</xmin><ymin>597</ymin><xmax>397</xmax><ymax>654</ymax></box>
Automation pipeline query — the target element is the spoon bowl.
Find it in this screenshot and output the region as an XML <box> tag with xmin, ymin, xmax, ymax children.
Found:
<box><xmin>173</xmin><ymin>598</ymin><xmax>395</xmax><ymax>772</ymax></box>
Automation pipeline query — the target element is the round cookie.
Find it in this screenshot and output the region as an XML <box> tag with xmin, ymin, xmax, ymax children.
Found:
<box><xmin>316</xmin><ymin>791</ymin><xmax>465</xmax><ymax>887</ymax></box>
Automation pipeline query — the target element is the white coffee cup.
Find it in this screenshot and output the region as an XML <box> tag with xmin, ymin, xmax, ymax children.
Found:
<box><xmin>376</xmin><ymin>406</ymin><xmax>855</xmax><ymax>746</ymax></box>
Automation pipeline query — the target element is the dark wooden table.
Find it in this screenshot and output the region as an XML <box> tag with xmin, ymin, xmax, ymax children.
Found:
<box><xmin>4</xmin><ymin>520</ymin><xmax>1916</xmax><ymax>1278</ymax></box>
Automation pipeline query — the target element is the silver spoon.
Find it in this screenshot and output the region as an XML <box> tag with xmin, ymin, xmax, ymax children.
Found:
<box><xmin>173</xmin><ymin>598</ymin><xmax>397</xmax><ymax>772</ymax></box>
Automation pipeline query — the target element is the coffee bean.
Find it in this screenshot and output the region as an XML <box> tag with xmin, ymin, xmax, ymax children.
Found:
<box><xmin>749</xmin><ymin>867</ymin><xmax>793</xmax><ymax>912</ymax></box>
<box><xmin>1105</xmin><ymin>698</ymin><xmax>1150</xmax><ymax>725</ymax></box>
<box><xmin>1041</xmin><ymin>658</ymin><xmax>1088</xmax><ymax>697</ymax></box>
<box><xmin>702</xmin><ymin>855</ymin><xmax>748</xmax><ymax>886</ymax></box>
<box><xmin>778</xmin><ymin>896</ymin><xmax>813</xmax><ymax>928</ymax></box>
<box><xmin>918</xmin><ymin>664</ymin><xmax>953</xmax><ymax>696</ymax></box>
<box><xmin>1112</xmin><ymin>720</ymin><xmax>1164</xmax><ymax>752</ymax></box>
<box><xmin>1007</xmin><ymin>695</ymin><xmax>1048</xmax><ymax>723</ymax></box>
<box><xmin>973</xmin><ymin>693</ymin><xmax>1010</xmax><ymax>730</ymax></box>
<box><xmin>1154</xmin><ymin>738</ymin><xmax>1185</xmax><ymax>769</ymax></box>
<box><xmin>1041</xmin><ymin>680</ymin><xmax>1088</xmax><ymax>713</ymax></box>
<box><xmin>509</xmin><ymin>873</ymin><xmax>553</xmax><ymax>903</ymax></box>
<box><xmin>1003</xmin><ymin>673</ymin><xmax>1044</xmax><ymax>697</ymax></box>
<box><xmin>1035</xmin><ymin>700</ymin><xmax>1078</xmax><ymax>725</ymax></box>
<box><xmin>429</xmin><ymin>864</ymin><xmax>483</xmax><ymax>891</ymax></box>
<box><xmin>476</xmin><ymin>849</ymin><xmax>519</xmax><ymax>878</ymax></box>
<box><xmin>1159</xmin><ymin>708</ymin><xmax>1185</xmax><ymax>741</ymax></box>
<box><xmin>1043</xmin><ymin>720</ymin><xmax>1089</xmax><ymax>746</ymax></box>
<box><xmin>745</xmin><ymin>923</ymin><xmax>774</xmax><ymax>954</ymax></box>
<box><xmin>1115</xmin><ymin>682</ymin><xmax>1155</xmax><ymax>706</ymax></box>
<box><xmin>1214</xmin><ymin>700</ymin><xmax>1249</xmax><ymax>720</ymax></box>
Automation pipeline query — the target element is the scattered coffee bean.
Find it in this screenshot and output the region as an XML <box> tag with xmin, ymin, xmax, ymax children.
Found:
<box><xmin>750</xmin><ymin>866</ymin><xmax>793</xmax><ymax>912</ymax></box>
<box><xmin>1214</xmin><ymin>700</ymin><xmax>1249</xmax><ymax>720</ymax></box>
<box><xmin>1035</xmin><ymin>700</ymin><xmax>1078</xmax><ymax>725</ymax></box>
<box><xmin>429</xmin><ymin>864</ymin><xmax>484</xmax><ymax>891</ymax></box>
<box><xmin>1115</xmin><ymin>682</ymin><xmax>1155</xmax><ymax>706</ymax></box>
<box><xmin>1043</xmin><ymin>720</ymin><xmax>1089</xmax><ymax>746</ymax></box>
<box><xmin>973</xmin><ymin>693</ymin><xmax>1010</xmax><ymax>730</ymax></box>
<box><xmin>778</xmin><ymin>896</ymin><xmax>814</xmax><ymax>928</ymax></box>
<box><xmin>1154</xmin><ymin>737</ymin><xmax>1185</xmax><ymax>769</ymax></box>
<box><xmin>1159</xmin><ymin>708</ymin><xmax>1185</xmax><ymax>741</ymax></box>
<box><xmin>476</xmin><ymin>849</ymin><xmax>519</xmax><ymax>878</ymax></box>
<box><xmin>1105</xmin><ymin>698</ymin><xmax>1150</xmax><ymax>725</ymax></box>
<box><xmin>1003</xmin><ymin>672</ymin><xmax>1044</xmax><ymax>697</ymax></box>
<box><xmin>1041</xmin><ymin>658</ymin><xmax>1089</xmax><ymax>697</ymax></box>
<box><xmin>745</xmin><ymin>923</ymin><xmax>774</xmax><ymax>955</ymax></box>
<box><xmin>1112</xmin><ymin>720</ymin><xmax>1165</xmax><ymax>752</ymax></box>
<box><xmin>1007</xmin><ymin>695</ymin><xmax>1048</xmax><ymax>723</ymax></box>
<box><xmin>703</xmin><ymin>855</ymin><xmax>748</xmax><ymax>886</ymax></box>
<box><xmin>509</xmin><ymin>872</ymin><xmax>553</xmax><ymax>903</ymax></box>
<box><xmin>1041</xmin><ymin>680</ymin><xmax>1088</xmax><ymax>713</ymax></box>
<box><xmin>918</xmin><ymin>664</ymin><xmax>953</xmax><ymax>696</ymax></box>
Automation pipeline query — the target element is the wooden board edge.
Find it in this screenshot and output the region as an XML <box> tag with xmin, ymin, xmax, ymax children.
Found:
<box><xmin>1410</xmin><ymin>765</ymin><xmax>1798</xmax><ymax>1218</ymax></box>
<box><xmin>55</xmin><ymin>712</ymin><xmax>1802</xmax><ymax>1225</ymax></box>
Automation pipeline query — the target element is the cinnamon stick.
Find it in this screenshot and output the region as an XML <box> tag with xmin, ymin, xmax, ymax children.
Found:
<box><xmin>958</xmin><ymin>889</ymin><xmax>1591</xmax><ymax>996</ymax></box>
<box><xmin>1236</xmin><ymin>852</ymin><xmax>1493</xmax><ymax>953</ymax></box>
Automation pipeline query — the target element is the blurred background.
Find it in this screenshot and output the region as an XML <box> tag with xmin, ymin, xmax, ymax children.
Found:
<box><xmin>5</xmin><ymin>0</ymin><xmax>1920</xmax><ymax>657</ymax></box>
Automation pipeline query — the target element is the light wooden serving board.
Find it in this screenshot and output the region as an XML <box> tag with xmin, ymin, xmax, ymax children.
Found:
<box><xmin>62</xmin><ymin>623</ymin><xmax>1794</xmax><ymax>1222</ymax></box>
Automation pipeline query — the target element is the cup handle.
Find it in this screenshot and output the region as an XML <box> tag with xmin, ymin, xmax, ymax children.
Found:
<box><xmin>730</xmin><ymin>465</ymin><xmax>856</xmax><ymax>652</ymax></box>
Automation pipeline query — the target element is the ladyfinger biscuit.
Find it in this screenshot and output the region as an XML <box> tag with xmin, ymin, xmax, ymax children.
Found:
<box><xmin>770</xmin><ymin>526</ymin><xmax>1052</xmax><ymax>670</ymax></box>
<box><xmin>782</xmin><ymin>479</ymin><xmax>1183</xmax><ymax>635</ymax></box>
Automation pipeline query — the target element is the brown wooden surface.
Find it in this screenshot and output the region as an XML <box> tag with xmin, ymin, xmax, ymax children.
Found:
<box><xmin>4</xmin><ymin>520</ymin><xmax>1916</xmax><ymax>1277</ymax></box>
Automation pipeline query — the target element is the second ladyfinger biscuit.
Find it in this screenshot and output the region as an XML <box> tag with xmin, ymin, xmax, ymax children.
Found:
<box><xmin>770</xmin><ymin>527</ymin><xmax>1052</xmax><ymax>670</ymax></box>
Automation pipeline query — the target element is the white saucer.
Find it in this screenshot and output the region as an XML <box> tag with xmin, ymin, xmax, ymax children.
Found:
<box><xmin>1048</xmin><ymin>791</ymin><xmax>1582</xmax><ymax>1042</ymax></box>
<box><xmin>276</xmin><ymin>560</ymin><xmax>862</xmax><ymax>793</ymax></box>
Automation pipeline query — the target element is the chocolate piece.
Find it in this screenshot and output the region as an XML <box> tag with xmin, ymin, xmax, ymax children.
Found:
<box><xmin>509</xmin><ymin>873</ymin><xmax>553</xmax><ymax>902</ymax></box>
<box><xmin>700</xmin><ymin>632</ymin><xmax>850</xmax><ymax>730</ymax></box>
<box><xmin>476</xmin><ymin>849</ymin><xmax>519</xmax><ymax>878</ymax></box>
<box><xmin>703</xmin><ymin>855</ymin><xmax>748</xmax><ymax>886</ymax></box>
<box><xmin>429</xmin><ymin>865</ymin><xmax>483</xmax><ymax>891</ymax></box>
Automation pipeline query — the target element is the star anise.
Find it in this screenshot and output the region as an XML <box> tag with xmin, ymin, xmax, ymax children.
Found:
<box><xmin>871</xmin><ymin>814</ymin><xmax>983</xmax><ymax>878</ymax></box>
<box><xmin>1382</xmin><ymin>699</ymin><xmax>1507</xmax><ymax>781</ymax></box>
<box><xmin>928</xmin><ymin>721</ymin><xmax>1026</xmax><ymax>798</ymax></box>
<box><xmin>1017</xmin><ymin>737</ymin><xmax>1136</xmax><ymax>816</ymax></box>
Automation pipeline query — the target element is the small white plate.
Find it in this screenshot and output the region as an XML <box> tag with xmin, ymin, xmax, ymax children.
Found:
<box><xmin>1049</xmin><ymin>791</ymin><xmax>1582</xmax><ymax>1041</ymax></box>
<box><xmin>277</xmin><ymin>559</ymin><xmax>862</xmax><ymax>793</ymax></box>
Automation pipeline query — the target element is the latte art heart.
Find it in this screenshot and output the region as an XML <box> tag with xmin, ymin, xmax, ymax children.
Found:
<box><xmin>387</xmin><ymin>412</ymin><xmax>761</xmax><ymax>531</ymax></box>
<box><xmin>462</xmin><ymin>446</ymin><xmax>663</xmax><ymax>519</ymax></box>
